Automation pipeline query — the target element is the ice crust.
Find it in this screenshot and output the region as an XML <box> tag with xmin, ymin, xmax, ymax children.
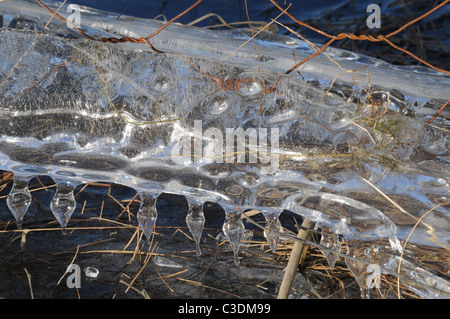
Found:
<box><xmin>0</xmin><ymin>0</ymin><xmax>449</xmax><ymax>298</ymax></box>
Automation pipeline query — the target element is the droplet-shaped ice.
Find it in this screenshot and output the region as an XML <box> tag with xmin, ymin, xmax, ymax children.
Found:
<box><xmin>137</xmin><ymin>192</ymin><xmax>159</xmax><ymax>244</ymax></box>
<box><xmin>319</xmin><ymin>226</ymin><xmax>341</xmax><ymax>269</ymax></box>
<box><xmin>237</xmin><ymin>78</ymin><xmax>263</xmax><ymax>96</ymax></box>
<box><xmin>209</xmin><ymin>94</ymin><xmax>230</xmax><ymax>115</ymax></box>
<box><xmin>186</xmin><ymin>200</ymin><xmax>205</xmax><ymax>256</ymax></box>
<box><xmin>222</xmin><ymin>210</ymin><xmax>244</xmax><ymax>266</ymax></box>
<box><xmin>7</xmin><ymin>175</ymin><xmax>32</xmax><ymax>229</ymax></box>
<box><xmin>50</xmin><ymin>180</ymin><xmax>78</xmax><ymax>235</ymax></box>
<box><xmin>151</xmin><ymin>74</ymin><xmax>171</xmax><ymax>92</ymax></box>
<box><xmin>344</xmin><ymin>244</ymin><xmax>370</xmax><ymax>299</ymax></box>
<box><xmin>263</xmin><ymin>212</ymin><xmax>282</xmax><ymax>253</ymax></box>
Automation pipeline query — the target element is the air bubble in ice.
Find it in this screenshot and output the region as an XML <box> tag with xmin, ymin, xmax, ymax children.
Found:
<box><xmin>151</xmin><ymin>74</ymin><xmax>171</xmax><ymax>92</ymax></box>
<box><xmin>238</xmin><ymin>78</ymin><xmax>263</xmax><ymax>96</ymax></box>
<box><xmin>209</xmin><ymin>94</ymin><xmax>230</xmax><ymax>114</ymax></box>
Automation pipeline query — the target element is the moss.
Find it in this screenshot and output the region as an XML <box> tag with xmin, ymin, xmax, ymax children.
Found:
<box><xmin>378</xmin><ymin>155</ymin><xmax>399</xmax><ymax>170</ymax></box>
<box><xmin>371</xmin><ymin>116</ymin><xmax>405</xmax><ymax>138</ymax></box>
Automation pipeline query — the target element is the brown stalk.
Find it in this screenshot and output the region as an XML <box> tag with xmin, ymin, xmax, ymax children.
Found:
<box><xmin>35</xmin><ymin>0</ymin><xmax>203</xmax><ymax>53</ymax></box>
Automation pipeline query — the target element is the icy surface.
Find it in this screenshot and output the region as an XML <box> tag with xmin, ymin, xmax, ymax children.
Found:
<box><xmin>0</xmin><ymin>0</ymin><xmax>449</xmax><ymax>298</ymax></box>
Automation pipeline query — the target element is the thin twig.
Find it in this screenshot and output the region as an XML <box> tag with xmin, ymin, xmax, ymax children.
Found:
<box><xmin>56</xmin><ymin>245</ymin><xmax>80</xmax><ymax>286</ymax></box>
<box><xmin>269</xmin><ymin>0</ymin><xmax>450</xmax><ymax>74</ymax></box>
<box><xmin>125</xmin><ymin>239</ymin><xmax>157</xmax><ymax>293</ymax></box>
<box><xmin>24</xmin><ymin>268</ymin><xmax>34</xmax><ymax>299</ymax></box>
<box><xmin>35</xmin><ymin>0</ymin><xmax>204</xmax><ymax>53</ymax></box>
<box><xmin>396</xmin><ymin>201</ymin><xmax>450</xmax><ymax>298</ymax></box>
<box><xmin>428</xmin><ymin>99</ymin><xmax>449</xmax><ymax>124</ymax></box>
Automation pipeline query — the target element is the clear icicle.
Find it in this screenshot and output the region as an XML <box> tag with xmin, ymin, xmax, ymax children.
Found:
<box><xmin>319</xmin><ymin>226</ymin><xmax>341</xmax><ymax>269</ymax></box>
<box><xmin>186</xmin><ymin>200</ymin><xmax>205</xmax><ymax>256</ymax></box>
<box><xmin>50</xmin><ymin>180</ymin><xmax>78</xmax><ymax>235</ymax></box>
<box><xmin>222</xmin><ymin>210</ymin><xmax>244</xmax><ymax>266</ymax></box>
<box><xmin>263</xmin><ymin>212</ymin><xmax>282</xmax><ymax>253</ymax></box>
<box><xmin>344</xmin><ymin>245</ymin><xmax>370</xmax><ymax>299</ymax></box>
<box><xmin>6</xmin><ymin>175</ymin><xmax>32</xmax><ymax>229</ymax></box>
<box><xmin>137</xmin><ymin>192</ymin><xmax>158</xmax><ymax>244</ymax></box>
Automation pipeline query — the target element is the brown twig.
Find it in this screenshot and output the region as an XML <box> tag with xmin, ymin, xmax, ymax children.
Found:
<box><xmin>427</xmin><ymin>99</ymin><xmax>449</xmax><ymax>124</ymax></box>
<box><xmin>35</xmin><ymin>0</ymin><xmax>204</xmax><ymax>53</ymax></box>
<box><xmin>269</xmin><ymin>0</ymin><xmax>450</xmax><ymax>75</ymax></box>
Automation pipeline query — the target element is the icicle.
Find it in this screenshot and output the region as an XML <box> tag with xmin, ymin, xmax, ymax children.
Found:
<box><xmin>50</xmin><ymin>179</ymin><xmax>78</xmax><ymax>235</ymax></box>
<box><xmin>405</xmin><ymin>95</ymin><xmax>416</xmax><ymax>112</ymax></box>
<box><xmin>137</xmin><ymin>192</ymin><xmax>159</xmax><ymax>244</ymax></box>
<box><xmin>263</xmin><ymin>212</ymin><xmax>282</xmax><ymax>253</ymax></box>
<box><xmin>6</xmin><ymin>174</ymin><xmax>33</xmax><ymax>229</ymax></box>
<box><xmin>186</xmin><ymin>200</ymin><xmax>205</xmax><ymax>256</ymax></box>
<box><xmin>414</xmin><ymin>97</ymin><xmax>427</xmax><ymax>111</ymax></box>
<box><xmin>344</xmin><ymin>243</ymin><xmax>370</xmax><ymax>299</ymax></box>
<box><xmin>318</xmin><ymin>79</ymin><xmax>330</xmax><ymax>91</ymax></box>
<box><xmin>319</xmin><ymin>226</ymin><xmax>341</xmax><ymax>269</ymax></box>
<box><xmin>222</xmin><ymin>210</ymin><xmax>244</xmax><ymax>266</ymax></box>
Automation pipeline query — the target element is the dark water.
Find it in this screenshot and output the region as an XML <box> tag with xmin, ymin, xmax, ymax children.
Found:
<box><xmin>67</xmin><ymin>0</ymin><xmax>338</xmax><ymax>22</ymax></box>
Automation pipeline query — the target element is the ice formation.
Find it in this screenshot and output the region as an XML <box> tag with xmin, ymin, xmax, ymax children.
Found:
<box><xmin>0</xmin><ymin>0</ymin><xmax>449</xmax><ymax>298</ymax></box>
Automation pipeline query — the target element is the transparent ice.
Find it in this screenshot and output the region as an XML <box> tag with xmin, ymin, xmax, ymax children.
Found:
<box><xmin>263</xmin><ymin>212</ymin><xmax>283</xmax><ymax>253</ymax></box>
<box><xmin>137</xmin><ymin>193</ymin><xmax>159</xmax><ymax>243</ymax></box>
<box><xmin>186</xmin><ymin>199</ymin><xmax>206</xmax><ymax>256</ymax></box>
<box><xmin>6</xmin><ymin>175</ymin><xmax>32</xmax><ymax>229</ymax></box>
<box><xmin>84</xmin><ymin>266</ymin><xmax>99</xmax><ymax>278</ymax></box>
<box><xmin>50</xmin><ymin>179</ymin><xmax>79</xmax><ymax>235</ymax></box>
<box><xmin>222</xmin><ymin>211</ymin><xmax>245</xmax><ymax>266</ymax></box>
<box><xmin>0</xmin><ymin>0</ymin><xmax>449</xmax><ymax>298</ymax></box>
<box><xmin>319</xmin><ymin>226</ymin><xmax>341</xmax><ymax>269</ymax></box>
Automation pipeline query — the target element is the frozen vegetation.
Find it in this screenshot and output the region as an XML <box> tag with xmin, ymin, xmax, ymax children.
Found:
<box><xmin>0</xmin><ymin>0</ymin><xmax>449</xmax><ymax>298</ymax></box>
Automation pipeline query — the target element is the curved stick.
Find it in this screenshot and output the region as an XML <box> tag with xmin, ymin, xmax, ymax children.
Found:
<box><xmin>35</xmin><ymin>0</ymin><xmax>203</xmax><ymax>53</ymax></box>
